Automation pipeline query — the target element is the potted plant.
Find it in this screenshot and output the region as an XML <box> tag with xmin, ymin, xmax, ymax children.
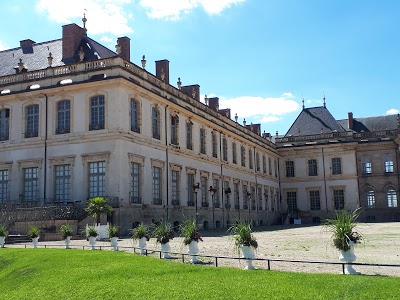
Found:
<box><xmin>27</xmin><ymin>226</ymin><xmax>41</xmax><ymax>248</ymax></box>
<box><xmin>228</xmin><ymin>220</ymin><xmax>258</xmax><ymax>270</ymax></box>
<box><xmin>323</xmin><ymin>208</ymin><xmax>363</xmax><ymax>274</ymax></box>
<box><xmin>0</xmin><ymin>225</ymin><xmax>8</xmax><ymax>248</ymax></box>
<box><xmin>152</xmin><ymin>222</ymin><xmax>175</xmax><ymax>259</ymax></box>
<box><xmin>59</xmin><ymin>224</ymin><xmax>73</xmax><ymax>249</ymax></box>
<box><xmin>131</xmin><ymin>223</ymin><xmax>149</xmax><ymax>255</ymax></box>
<box><xmin>180</xmin><ymin>217</ymin><xmax>203</xmax><ymax>263</ymax></box>
<box><xmin>85</xmin><ymin>197</ymin><xmax>112</xmax><ymax>225</ymax></box>
<box><xmin>86</xmin><ymin>226</ymin><xmax>98</xmax><ymax>250</ymax></box>
<box><xmin>108</xmin><ymin>224</ymin><xmax>119</xmax><ymax>251</ymax></box>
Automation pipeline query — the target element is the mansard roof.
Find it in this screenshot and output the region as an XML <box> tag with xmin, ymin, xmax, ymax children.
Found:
<box><xmin>0</xmin><ymin>36</ymin><xmax>115</xmax><ymax>76</ymax></box>
<box><xmin>285</xmin><ymin>106</ymin><xmax>345</xmax><ymax>137</ymax></box>
<box><xmin>338</xmin><ymin>114</ymin><xmax>398</xmax><ymax>133</ymax></box>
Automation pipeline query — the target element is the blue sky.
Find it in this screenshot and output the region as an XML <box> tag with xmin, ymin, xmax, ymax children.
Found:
<box><xmin>1</xmin><ymin>0</ymin><xmax>399</xmax><ymax>135</ymax></box>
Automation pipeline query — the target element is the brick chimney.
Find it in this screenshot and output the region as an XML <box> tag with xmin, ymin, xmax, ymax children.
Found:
<box><xmin>348</xmin><ymin>112</ymin><xmax>353</xmax><ymax>130</ymax></box>
<box><xmin>117</xmin><ymin>36</ymin><xmax>130</xmax><ymax>61</ymax></box>
<box><xmin>155</xmin><ymin>60</ymin><xmax>169</xmax><ymax>84</ymax></box>
<box><xmin>208</xmin><ymin>97</ymin><xmax>219</xmax><ymax>111</ymax></box>
<box><xmin>219</xmin><ymin>108</ymin><xmax>231</xmax><ymax>119</ymax></box>
<box><xmin>181</xmin><ymin>84</ymin><xmax>200</xmax><ymax>101</ymax></box>
<box><xmin>62</xmin><ymin>23</ymin><xmax>86</xmax><ymax>61</ymax></box>
<box><xmin>246</xmin><ymin>123</ymin><xmax>261</xmax><ymax>135</ymax></box>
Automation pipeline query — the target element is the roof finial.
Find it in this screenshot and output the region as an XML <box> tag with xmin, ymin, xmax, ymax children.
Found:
<box><xmin>82</xmin><ymin>9</ymin><xmax>87</xmax><ymax>34</ymax></box>
<box><xmin>323</xmin><ymin>92</ymin><xmax>326</xmax><ymax>108</ymax></box>
<box><xmin>302</xmin><ymin>94</ymin><xmax>305</xmax><ymax>109</ymax></box>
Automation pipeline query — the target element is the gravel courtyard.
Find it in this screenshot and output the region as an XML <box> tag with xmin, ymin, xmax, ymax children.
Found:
<box><xmin>10</xmin><ymin>222</ymin><xmax>400</xmax><ymax>276</ymax></box>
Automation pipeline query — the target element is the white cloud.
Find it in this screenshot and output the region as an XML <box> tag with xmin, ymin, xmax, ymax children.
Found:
<box><xmin>215</xmin><ymin>94</ymin><xmax>299</xmax><ymax>124</ymax></box>
<box><xmin>386</xmin><ymin>108</ymin><xmax>399</xmax><ymax>115</ymax></box>
<box><xmin>139</xmin><ymin>0</ymin><xmax>245</xmax><ymax>20</ymax></box>
<box><xmin>35</xmin><ymin>0</ymin><xmax>133</xmax><ymax>35</ymax></box>
<box><xmin>100</xmin><ymin>36</ymin><xmax>114</xmax><ymax>43</ymax></box>
<box><xmin>0</xmin><ymin>40</ymin><xmax>7</xmax><ymax>51</ymax></box>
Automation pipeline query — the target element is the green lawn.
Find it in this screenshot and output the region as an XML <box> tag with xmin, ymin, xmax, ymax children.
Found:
<box><xmin>1</xmin><ymin>248</ymin><xmax>399</xmax><ymax>300</ymax></box>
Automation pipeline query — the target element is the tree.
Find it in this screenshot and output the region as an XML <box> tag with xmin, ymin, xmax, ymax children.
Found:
<box><xmin>85</xmin><ymin>197</ymin><xmax>112</xmax><ymax>224</ymax></box>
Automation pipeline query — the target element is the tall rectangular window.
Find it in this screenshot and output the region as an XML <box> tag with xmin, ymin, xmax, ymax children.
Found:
<box><xmin>130</xmin><ymin>99</ymin><xmax>140</xmax><ymax>133</ymax></box>
<box><xmin>152</xmin><ymin>107</ymin><xmax>160</xmax><ymax>139</ymax></box>
<box><xmin>54</xmin><ymin>164</ymin><xmax>70</xmax><ymax>203</ymax></box>
<box><xmin>234</xmin><ymin>182</ymin><xmax>239</xmax><ymax>209</ymax></box>
<box><xmin>333</xmin><ymin>189</ymin><xmax>345</xmax><ymax>210</ymax></box>
<box><xmin>268</xmin><ymin>157</ymin><xmax>272</xmax><ymax>175</ymax></box>
<box><xmin>212</xmin><ymin>132</ymin><xmax>218</xmax><ymax>158</ymax></box>
<box><xmin>251</xmin><ymin>186</ymin><xmax>256</xmax><ymax>210</ymax></box>
<box><xmin>222</xmin><ymin>138</ymin><xmax>228</xmax><ymax>162</ymax></box>
<box><xmin>224</xmin><ymin>181</ymin><xmax>230</xmax><ymax>209</ymax></box>
<box><xmin>186</xmin><ymin>122</ymin><xmax>193</xmax><ymax>150</ymax></box>
<box><xmin>187</xmin><ymin>173</ymin><xmax>195</xmax><ymax>206</ymax></box>
<box><xmin>309</xmin><ymin>190</ymin><xmax>320</xmax><ymax>211</ymax></box>
<box><xmin>0</xmin><ymin>170</ymin><xmax>10</xmax><ymax>203</ymax></box>
<box><xmin>258</xmin><ymin>187</ymin><xmax>262</xmax><ymax>210</ymax></box>
<box><xmin>243</xmin><ymin>185</ymin><xmax>248</xmax><ymax>209</ymax></box>
<box><xmin>25</xmin><ymin>105</ymin><xmax>39</xmax><ymax>138</ymax></box>
<box><xmin>89</xmin><ymin>95</ymin><xmax>105</xmax><ymax>130</ymax></box>
<box><xmin>200</xmin><ymin>128</ymin><xmax>206</xmax><ymax>154</ymax></box>
<box><xmin>152</xmin><ymin>166</ymin><xmax>162</xmax><ymax>204</ymax></box>
<box><xmin>287</xmin><ymin>191</ymin><xmax>297</xmax><ymax>211</ymax></box>
<box><xmin>213</xmin><ymin>178</ymin><xmax>220</xmax><ymax>208</ymax></box>
<box><xmin>0</xmin><ymin>109</ymin><xmax>10</xmax><ymax>141</ymax></box>
<box><xmin>308</xmin><ymin>159</ymin><xmax>318</xmax><ymax>176</ymax></box>
<box><xmin>366</xmin><ymin>190</ymin><xmax>375</xmax><ymax>208</ymax></box>
<box><xmin>130</xmin><ymin>162</ymin><xmax>141</xmax><ymax>203</ymax></box>
<box><xmin>170</xmin><ymin>115</ymin><xmax>179</xmax><ymax>145</ymax></box>
<box><xmin>255</xmin><ymin>153</ymin><xmax>260</xmax><ymax>172</ymax></box>
<box><xmin>232</xmin><ymin>143</ymin><xmax>237</xmax><ymax>164</ymax></box>
<box><xmin>262</xmin><ymin>155</ymin><xmax>266</xmax><ymax>174</ymax></box>
<box><xmin>201</xmin><ymin>176</ymin><xmax>208</xmax><ymax>207</ymax></box>
<box><xmin>241</xmin><ymin>146</ymin><xmax>246</xmax><ymax>167</ymax></box>
<box><xmin>56</xmin><ymin>100</ymin><xmax>70</xmax><ymax>134</ymax></box>
<box><xmin>23</xmin><ymin>167</ymin><xmax>38</xmax><ymax>201</ymax></box>
<box><xmin>248</xmin><ymin>149</ymin><xmax>253</xmax><ymax>169</ymax></box>
<box><xmin>332</xmin><ymin>157</ymin><xmax>342</xmax><ymax>175</ymax></box>
<box><xmin>387</xmin><ymin>189</ymin><xmax>398</xmax><ymax>208</ymax></box>
<box><xmin>286</xmin><ymin>161</ymin><xmax>295</xmax><ymax>177</ymax></box>
<box><xmin>88</xmin><ymin>161</ymin><xmax>105</xmax><ymax>198</ymax></box>
<box><xmin>171</xmin><ymin>170</ymin><xmax>180</xmax><ymax>206</ymax></box>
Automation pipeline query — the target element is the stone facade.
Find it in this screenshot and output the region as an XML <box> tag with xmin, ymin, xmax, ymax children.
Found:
<box><xmin>0</xmin><ymin>23</ymin><xmax>399</xmax><ymax>236</ymax></box>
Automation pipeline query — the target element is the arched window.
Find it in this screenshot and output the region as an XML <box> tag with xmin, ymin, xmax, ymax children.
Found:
<box><xmin>365</xmin><ymin>187</ymin><xmax>375</xmax><ymax>208</ymax></box>
<box><xmin>386</xmin><ymin>187</ymin><xmax>398</xmax><ymax>208</ymax></box>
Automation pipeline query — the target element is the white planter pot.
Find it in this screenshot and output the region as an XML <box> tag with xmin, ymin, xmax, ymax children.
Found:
<box><xmin>339</xmin><ymin>241</ymin><xmax>360</xmax><ymax>274</ymax></box>
<box><xmin>64</xmin><ymin>236</ymin><xmax>71</xmax><ymax>249</ymax></box>
<box><xmin>161</xmin><ymin>242</ymin><xmax>171</xmax><ymax>259</ymax></box>
<box><xmin>32</xmin><ymin>237</ymin><xmax>40</xmax><ymax>248</ymax></box>
<box><xmin>188</xmin><ymin>240</ymin><xmax>201</xmax><ymax>263</ymax></box>
<box><xmin>89</xmin><ymin>236</ymin><xmax>97</xmax><ymax>250</ymax></box>
<box><xmin>240</xmin><ymin>245</ymin><xmax>256</xmax><ymax>270</ymax></box>
<box><xmin>0</xmin><ymin>236</ymin><xmax>5</xmax><ymax>248</ymax></box>
<box><xmin>138</xmin><ymin>237</ymin><xmax>147</xmax><ymax>255</ymax></box>
<box><xmin>110</xmin><ymin>237</ymin><xmax>119</xmax><ymax>251</ymax></box>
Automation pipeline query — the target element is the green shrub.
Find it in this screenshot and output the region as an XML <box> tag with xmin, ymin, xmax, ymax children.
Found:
<box><xmin>323</xmin><ymin>208</ymin><xmax>363</xmax><ymax>252</ymax></box>
<box><xmin>0</xmin><ymin>225</ymin><xmax>8</xmax><ymax>237</ymax></box>
<box><xmin>131</xmin><ymin>223</ymin><xmax>149</xmax><ymax>241</ymax></box>
<box><xmin>180</xmin><ymin>217</ymin><xmax>202</xmax><ymax>245</ymax></box>
<box><xmin>86</xmin><ymin>226</ymin><xmax>98</xmax><ymax>238</ymax></box>
<box><xmin>108</xmin><ymin>225</ymin><xmax>119</xmax><ymax>238</ymax></box>
<box><xmin>228</xmin><ymin>220</ymin><xmax>258</xmax><ymax>252</ymax></box>
<box><xmin>152</xmin><ymin>222</ymin><xmax>174</xmax><ymax>244</ymax></box>
<box><xmin>59</xmin><ymin>224</ymin><xmax>73</xmax><ymax>240</ymax></box>
<box><xmin>27</xmin><ymin>226</ymin><xmax>41</xmax><ymax>239</ymax></box>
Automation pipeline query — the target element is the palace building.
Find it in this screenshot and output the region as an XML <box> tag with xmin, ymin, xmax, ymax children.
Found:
<box><xmin>0</xmin><ymin>22</ymin><xmax>399</xmax><ymax>236</ymax></box>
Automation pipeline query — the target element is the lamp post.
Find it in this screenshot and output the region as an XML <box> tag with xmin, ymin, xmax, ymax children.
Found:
<box><xmin>193</xmin><ymin>182</ymin><xmax>200</xmax><ymax>225</ymax></box>
<box><xmin>224</xmin><ymin>187</ymin><xmax>231</xmax><ymax>227</ymax></box>
<box><xmin>247</xmin><ymin>191</ymin><xmax>251</xmax><ymax>220</ymax></box>
<box><xmin>209</xmin><ymin>186</ymin><xmax>217</xmax><ymax>230</ymax></box>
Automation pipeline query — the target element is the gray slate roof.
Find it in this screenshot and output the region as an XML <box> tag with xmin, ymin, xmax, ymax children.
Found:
<box><xmin>285</xmin><ymin>106</ymin><xmax>345</xmax><ymax>137</ymax></box>
<box><xmin>0</xmin><ymin>37</ymin><xmax>116</xmax><ymax>77</ymax></box>
<box><xmin>337</xmin><ymin>114</ymin><xmax>399</xmax><ymax>132</ymax></box>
